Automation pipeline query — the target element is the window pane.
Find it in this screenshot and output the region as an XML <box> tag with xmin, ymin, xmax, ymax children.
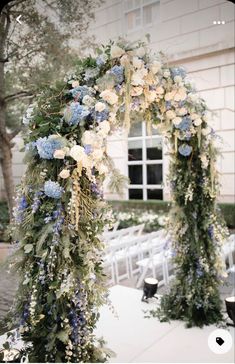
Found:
<box><xmin>129</xmin><ymin>189</ymin><xmax>143</xmax><ymax>200</ymax></box>
<box><xmin>128</xmin><ymin>140</ymin><xmax>142</xmax><ymax>161</ymax></box>
<box><xmin>128</xmin><ymin>165</ymin><xmax>143</xmax><ymax>184</ymax></box>
<box><xmin>146</xmin><ymin>139</ymin><xmax>162</xmax><ymax>160</ymax></box>
<box><xmin>147</xmin><ymin>189</ymin><xmax>163</xmax><ymax>200</ymax></box>
<box><xmin>143</xmin><ymin>2</ymin><xmax>159</xmax><ymax>25</ymax></box>
<box><xmin>129</xmin><ymin>121</ymin><xmax>142</xmax><ymax>137</ymax></box>
<box><xmin>147</xmin><ymin>164</ymin><xmax>162</xmax><ymax>184</ymax></box>
<box><xmin>143</xmin><ymin>4</ymin><xmax>152</xmax><ymax>24</ymax></box>
<box><xmin>125</xmin><ymin>9</ymin><xmax>141</xmax><ymax>30</ymax></box>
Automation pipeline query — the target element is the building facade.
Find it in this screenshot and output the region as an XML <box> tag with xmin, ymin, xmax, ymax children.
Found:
<box><xmin>1</xmin><ymin>0</ymin><xmax>234</xmax><ymax>202</ymax></box>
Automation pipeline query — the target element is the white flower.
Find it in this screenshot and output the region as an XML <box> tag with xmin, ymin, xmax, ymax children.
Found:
<box><xmin>97</xmin><ymin>163</ymin><xmax>109</xmax><ymax>175</ymax></box>
<box><xmin>146</xmin><ymin>90</ymin><xmax>156</xmax><ymax>103</ymax></box>
<box><xmin>53</xmin><ymin>149</ymin><xmax>66</xmax><ymax>159</ymax></box>
<box><xmin>201</xmin><ymin>126</ymin><xmax>211</xmax><ymax>136</ymax></box>
<box><xmin>200</xmin><ymin>154</ymin><xmax>209</xmax><ymax>169</ymax></box>
<box><xmin>135</xmin><ymin>46</ymin><xmax>146</xmax><ymax>57</ymax></box>
<box><xmin>59</xmin><ymin>169</ymin><xmax>70</xmax><ymax>179</ymax></box>
<box><xmin>150</xmin><ymin>61</ymin><xmax>161</xmax><ymax>74</ymax></box>
<box><xmin>92</xmin><ymin>148</ymin><xmax>103</xmax><ymax>161</ymax></box>
<box><xmin>100</xmin><ymin>90</ymin><xmax>118</xmax><ymax>105</ymax></box>
<box><xmin>98</xmin><ymin>120</ymin><xmax>110</xmax><ymax>136</ymax></box>
<box><xmin>71</xmin><ymin>80</ymin><xmax>79</xmax><ymax>88</ymax></box>
<box><xmin>188</xmin><ymin>92</ymin><xmax>199</xmax><ymax>102</ymax></box>
<box><xmin>174</xmin><ymin>75</ymin><xmax>182</xmax><ymax>83</ymax></box>
<box><xmin>69</xmin><ymin>145</ymin><xmax>86</xmax><ymax>162</ymax></box>
<box><xmin>132</xmin><ymin>57</ymin><xmax>143</xmax><ymax>69</ymax></box>
<box><xmin>163</xmin><ymin>69</ymin><xmax>171</xmax><ymax>78</ymax></box>
<box><xmin>177</xmin><ymin>107</ymin><xmax>187</xmax><ymax>116</ymax></box>
<box><xmin>95</xmin><ymin>102</ymin><xmax>106</xmax><ymax>112</ymax></box>
<box><xmin>165</xmin><ymin>92</ymin><xmax>173</xmax><ymax>101</ymax></box>
<box><xmin>110</xmin><ymin>45</ymin><xmax>125</xmax><ymax>59</ymax></box>
<box><xmin>82</xmin><ymin>95</ymin><xmax>94</xmax><ymax>106</ymax></box>
<box><xmin>82</xmin><ymin>130</ymin><xmax>103</xmax><ymax>149</ymax></box>
<box><xmin>166</xmin><ymin>110</ymin><xmax>176</xmax><ymax>119</ymax></box>
<box><xmin>120</xmin><ymin>54</ymin><xmax>129</xmax><ymax>66</ymax></box>
<box><xmin>131</xmin><ymin>86</ymin><xmax>143</xmax><ymax>96</ymax></box>
<box><xmin>172</xmin><ymin>117</ymin><xmax>182</xmax><ymax>126</ymax></box>
<box><xmin>156</xmin><ymin>86</ymin><xmax>164</xmax><ymax>94</ymax></box>
<box><xmin>191</xmin><ymin>113</ymin><xmax>200</xmax><ymax>120</ymax></box>
<box><xmin>202</xmin><ymin>111</ymin><xmax>211</xmax><ymax>122</ymax></box>
<box><xmin>174</xmin><ymin>87</ymin><xmax>187</xmax><ymax>101</ymax></box>
<box><xmin>108</xmin><ymin>112</ymin><xmax>117</xmax><ymax>122</ymax></box>
<box><xmin>131</xmin><ymin>69</ymin><xmax>147</xmax><ymax>86</ymax></box>
<box><xmin>194</xmin><ymin>118</ymin><xmax>202</xmax><ymax>126</ymax></box>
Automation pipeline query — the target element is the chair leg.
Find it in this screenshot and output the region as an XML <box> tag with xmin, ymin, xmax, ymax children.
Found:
<box><xmin>136</xmin><ymin>264</ymin><xmax>149</xmax><ymax>289</ymax></box>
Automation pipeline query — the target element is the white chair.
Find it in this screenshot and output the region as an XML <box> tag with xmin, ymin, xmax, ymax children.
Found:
<box><xmin>222</xmin><ymin>234</ymin><xmax>235</xmax><ymax>272</ymax></box>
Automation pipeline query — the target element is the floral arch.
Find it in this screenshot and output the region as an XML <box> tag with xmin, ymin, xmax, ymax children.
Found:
<box><xmin>9</xmin><ymin>40</ymin><xmax>228</xmax><ymax>362</ymax></box>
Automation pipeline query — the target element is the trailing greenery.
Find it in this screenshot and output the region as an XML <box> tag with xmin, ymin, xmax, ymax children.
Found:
<box><xmin>1</xmin><ymin>39</ymin><xmax>230</xmax><ymax>362</ymax></box>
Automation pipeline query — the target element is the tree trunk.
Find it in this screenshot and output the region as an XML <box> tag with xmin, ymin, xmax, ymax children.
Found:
<box><xmin>0</xmin><ymin>137</ymin><xmax>14</xmax><ymax>219</ymax></box>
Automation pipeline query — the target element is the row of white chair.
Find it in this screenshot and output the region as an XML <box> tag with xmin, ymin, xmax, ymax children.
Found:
<box><xmin>222</xmin><ymin>233</ymin><xmax>235</xmax><ymax>272</ymax></box>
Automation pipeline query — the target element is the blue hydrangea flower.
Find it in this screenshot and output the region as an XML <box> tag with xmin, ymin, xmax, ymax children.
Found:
<box><xmin>96</xmin><ymin>53</ymin><xmax>108</xmax><ymax>67</ymax></box>
<box><xmin>44</xmin><ymin>181</ymin><xmax>63</xmax><ymax>199</ymax></box>
<box><xmin>171</xmin><ymin>66</ymin><xmax>186</xmax><ymax>79</ymax></box>
<box><xmin>64</xmin><ymin>102</ymin><xmax>90</xmax><ymax>126</ymax></box>
<box><xmin>110</xmin><ymin>65</ymin><xmax>124</xmax><ymax>84</ymax></box>
<box><xmin>175</xmin><ymin>117</ymin><xmax>192</xmax><ymax>131</ymax></box>
<box><xmin>36</xmin><ymin>137</ymin><xmax>62</xmax><ymax>159</ymax></box>
<box><xmin>69</xmin><ymin>86</ymin><xmax>91</xmax><ymax>101</ymax></box>
<box><xmin>94</xmin><ymin>108</ymin><xmax>109</xmax><ymax>122</ymax></box>
<box><xmin>84</xmin><ymin>144</ymin><xmax>92</xmax><ymax>155</ymax></box>
<box><xmin>165</xmin><ymin>101</ymin><xmax>171</xmax><ymax>110</ymax></box>
<box><xmin>178</xmin><ymin>144</ymin><xmax>192</xmax><ymax>157</ymax></box>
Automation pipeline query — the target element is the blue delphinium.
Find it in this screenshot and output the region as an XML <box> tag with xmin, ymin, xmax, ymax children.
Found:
<box><xmin>175</xmin><ymin>116</ymin><xmax>192</xmax><ymax>131</ymax></box>
<box><xmin>36</xmin><ymin>137</ymin><xmax>62</xmax><ymax>159</ymax></box>
<box><xmin>110</xmin><ymin>65</ymin><xmax>124</xmax><ymax>84</ymax></box>
<box><xmin>69</xmin><ymin>86</ymin><xmax>91</xmax><ymax>101</ymax></box>
<box><xmin>178</xmin><ymin>144</ymin><xmax>192</xmax><ymax>157</ymax></box>
<box><xmin>19</xmin><ymin>196</ymin><xmax>28</xmax><ymax>210</ymax></box>
<box><xmin>208</xmin><ymin>225</ymin><xmax>214</xmax><ymax>239</ymax></box>
<box><xmin>32</xmin><ymin>191</ymin><xmax>43</xmax><ymax>213</ymax></box>
<box><xmin>44</xmin><ymin>181</ymin><xmax>63</xmax><ymax>199</ymax></box>
<box><xmin>171</xmin><ymin>66</ymin><xmax>186</xmax><ymax>79</ymax></box>
<box><xmin>64</xmin><ymin>102</ymin><xmax>90</xmax><ymax>126</ymax></box>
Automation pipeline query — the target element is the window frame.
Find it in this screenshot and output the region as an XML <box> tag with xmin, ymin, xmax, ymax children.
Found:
<box><xmin>127</xmin><ymin>121</ymin><xmax>164</xmax><ymax>201</ymax></box>
<box><xmin>123</xmin><ymin>0</ymin><xmax>160</xmax><ymax>33</ymax></box>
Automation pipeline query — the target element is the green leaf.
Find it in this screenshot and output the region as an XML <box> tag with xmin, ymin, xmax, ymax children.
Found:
<box><xmin>24</xmin><ymin>244</ymin><xmax>33</xmax><ymax>254</ymax></box>
<box><xmin>56</xmin><ymin>330</ymin><xmax>69</xmax><ymax>344</ymax></box>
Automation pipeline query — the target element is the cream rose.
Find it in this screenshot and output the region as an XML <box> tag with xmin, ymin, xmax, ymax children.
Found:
<box><xmin>131</xmin><ymin>86</ymin><xmax>143</xmax><ymax>96</ymax></box>
<box><xmin>98</xmin><ymin>120</ymin><xmax>110</xmax><ymax>135</ymax></box>
<box><xmin>150</xmin><ymin>61</ymin><xmax>161</xmax><ymax>74</ymax></box>
<box><xmin>166</xmin><ymin>110</ymin><xmax>176</xmax><ymax>120</ymax></box>
<box><xmin>71</xmin><ymin>80</ymin><xmax>79</xmax><ymax>88</ymax></box>
<box><xmin>53</xmin><ymin>149</ymin><xmax>66</xmax><ymax>159</ymax></box>
<box><xmin>100</xmin><ymin>90</ymin><xmax>118</xmax><ymax>105</ymax></box>
<box><xmin>69</xmin><ymin>145</ymin><xmax>86</xmax><ymax>162</ymax></box>
<box><xmin>92</xmin><ymin>149</ymin><xmax>103</xmax><ymax>161</ymax></box>
<box><xmin>82</xmin><ymin>95</ymin><xmax>94</xmax><ymax>106</ymax></box>
<box><xmin>172</xmin><ymin>117</ymin><xmax>182</xmax><ymax>126</ymax></box>
<box><xmin>178</xmin><ymin>107</ymin><xmax>187</xmax><ymax>116</ymax></box>
<box><xmin>156</xmin><ymin>86</ymin><xmax>164</xmax><ymax>95</ymax></box>
<box><xmin>132</xmin><ymin>57</ymin><xmax>143</xmax><ymax>69</ymax></box>
<box><xmin>194</xmin><ymin>118</ymin><xmax>202</xmax><ymax>126</ymax></box>
<box><xmin>59</xmin><ymin>169</ymin><xmax>70</xmax><ymax>179</ymax></box>
<box><xmin>202</xmin><ymin>126</ymin><xmax>211</xmax><ymax>136</ymax></box>
<box><xmin>95</xmin><ymin>102</ymin><xmax>106</xmax><ymax>112</ymax></box>
<box><xmin>110</xmin><ymin>45</ymin><xmax>125</xmax><ymax>59</ymax></box>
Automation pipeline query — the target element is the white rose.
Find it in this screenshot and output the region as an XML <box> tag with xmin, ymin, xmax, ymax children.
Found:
<box><xmin>174</xmin><ymin>87</ymin><xmax>187</xmax><ymax>101</ymax></box>
<box><xmin>191</xmin><ymin>113</ymin><xmax>200</xmax><ymax>120</ymax></box>
<box><xmin>146</xmin><ymin>91</ymin><xmax>156</xmax><ymax>103</ymax></box>
<box><xmin>194</xmin><ymin>118</ymin><xmax>202</xmax><ymax>126</ymax></box>
<box><xmin>97</xmin><ymin>163</ymin><xmax>109</xmax><ymax>175</ymax></box>
<box><xmin>110</xmin><ymin>45</ymin><xmax>125</xmax><ymax>59</ymax></box>
<box><xmin>156</xmin><ymin>86</ymin><xmax>164</xmax><ymax>94</ymax></box>
<box><xmin>100</xmin><ymin>90</ymin><xmax>118</xmax><ymax>105</ymax></box>
<box><xmin>150</xmin><ymin>61</ymin><xmax>161</xmax><ymax>74</ymax></box>
<box><xmin>71</xmin><ymin>80</ymin><xmax>79</xmax><ymax>88</ymax></box>
<box><xmin>82</xmin><ymin>95</ymin><xmax>94</xmax><ymax>106</ymax></box>
<box><xmin>59</xmin><ymin>169</ymin><xmax>70</xmax><ymax>179</ymax></box>
<box><xmin>131</xmin><ymin>86</ymin><xmax>143</xmax><ymax>96</ymax></box>
<box><xmin>165</xmin><ymin>92</ymin><xmax>173</xmax><ymax>101</ymax></box>
<box><xmin>92</xmin><ymin>148</ymin><xmax>103</xmax><ymax>161</ymax></box>
<box><xmin>178</xmin><ymin>107</ymin><xmax>187</xmax><ymax>116</ymax></box>
<box><xmin>172</xmin><ymin>117</ymin><xmax>182</xmax><ymax>126</ymax></box>
<box><xmin>95</xmin><ymin>102</ymin><xmax>106</xmax><ymax>112</ymax></box>
<box><xmin>120</xmin><ymin>54</ymin><xmax>129</xmax><ymax>66</ymax></box>
<box><xmin>201</xmin><ymin>126</ymin><xmax>211</xmax><ymax>136</ymax></box>
<box><xmin>166</xmin><ymin>110</ymin><xmax>176</xmax><ymax>119</ymax></box>
<box><xmin>53</xmin><ymin>149</ymin><xmax>66</xmax><ymax>159</ymax></box>
<box><xmin>132</xmin><ymin>57</ymin><xmax>143</xmax><ymax>69</ymax></box>
<box><xmin>135</xmin><ymin>46</ymin><xmax>146</xmax><ymax>57</ymax></box>
<box><xmin>69</xmin><ymin>145</ymin><xmax>86</xmax><ymax>162</ymax></box>
<box><xmin>98</xmin><ymin>120</ymin><xmax>110</xmax><ymax>135</ymax></box>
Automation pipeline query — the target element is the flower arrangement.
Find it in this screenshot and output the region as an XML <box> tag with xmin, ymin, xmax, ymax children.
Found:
<box><xmin>6</xmin><ymin>39</ymin><xmax>228</xmax><ymax>361</ymax></box>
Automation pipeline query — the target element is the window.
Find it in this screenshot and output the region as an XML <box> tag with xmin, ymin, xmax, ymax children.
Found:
<box><xmin>124</xmin><ymin>0</ymin><xmax>160</xmax><ymax>32</ymax></box>
<box><xmin>128</xmin><ymin>121</ymin><xmax>163</xmax><ymax>200</ymax></box>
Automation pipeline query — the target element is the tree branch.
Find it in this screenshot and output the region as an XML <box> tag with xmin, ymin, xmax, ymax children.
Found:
<box><xmin>4</xmin><ymin>90</ymin><xmax>34</xmax><ymax>102</ymax></box>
